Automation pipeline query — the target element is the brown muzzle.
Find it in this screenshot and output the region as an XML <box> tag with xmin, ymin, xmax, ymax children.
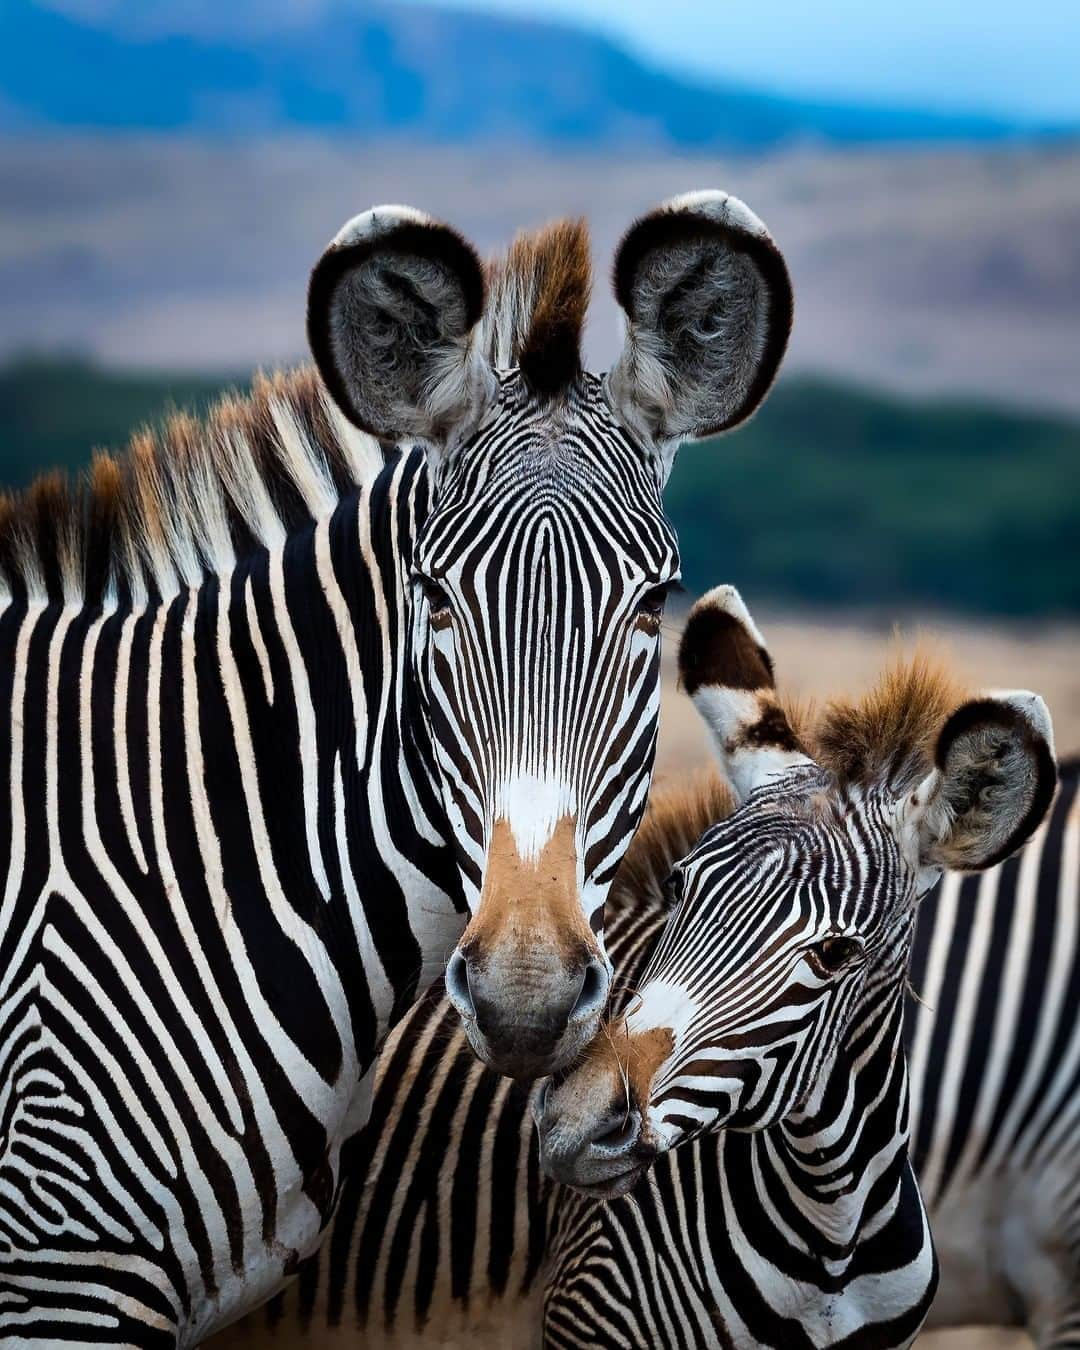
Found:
<box><xmin>444</xmin><ymin>816</ymin><xmax>610</xmax><ymax>1078</ymax></box>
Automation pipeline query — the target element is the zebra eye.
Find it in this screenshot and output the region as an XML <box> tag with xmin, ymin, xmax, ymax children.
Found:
<box><xmin>635</xmin><ymin>582</ymin><xmax>676</xmax><ymax>632</ymax></box>
<box><xmin>809</xmin><ymin>935</ymin><xmax>863</xmax><ymax>975</ymax></box>
<box><xmin>417</xmin><ymin>576</ymin><xmax>451</xmax><ymax>622</ymax></box>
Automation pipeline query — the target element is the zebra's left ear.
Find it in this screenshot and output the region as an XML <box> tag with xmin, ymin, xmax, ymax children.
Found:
<box><xmin>308</xmin><ymin>205</ymin><xmax>497</xmax><ymax>454</ymax></box>
<box><xmin>679</xmin><ymin>585</ymin><xmax>813</xmax><ymax>803</ymax></box>
<box><xmin>905</xmin><ymin>691</ymin><xmax>1057</xmax><ymax>873</ymax></box>
<box><xmin>606</xmin><ymin>190</ymin><xmax>793</xmax><ymax>467</ymax></box>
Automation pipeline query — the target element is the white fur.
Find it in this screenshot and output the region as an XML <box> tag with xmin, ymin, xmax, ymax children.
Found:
<box><xmin>697</xmin><ymin>583</ymin><xmax>768</xmax><ymax>649</ymax></box>
<box><xmin>663</xmin><ymin>189</ymin><xmax>772</xmax><ymax>241</ymax></box>
<box><xmin>330</xmin><ymin>204</ymin><xmax>433</xmax><ymax>250</ymax></box>
<box><xmin>496</xmin><ymin>771</ymin><xmax>576</xmax><ymax>864</ymax></box>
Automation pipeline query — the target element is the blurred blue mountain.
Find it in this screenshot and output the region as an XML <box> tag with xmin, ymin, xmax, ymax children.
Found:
<box><xmin>0</xmin><ymin>0</ymin><xmax>1061</xmax><ymax>146</ymax></box>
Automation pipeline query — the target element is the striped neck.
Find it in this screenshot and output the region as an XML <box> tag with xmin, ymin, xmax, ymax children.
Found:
<box><xmin>776</xmin><ymin>940</ymin><xmax>915</xmax><ymax>1261</ymax></box>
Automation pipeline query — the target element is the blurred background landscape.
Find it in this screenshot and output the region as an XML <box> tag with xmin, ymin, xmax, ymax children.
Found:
<box><xmin>2</xmin><ymin>2</ymin><xmax>1077</xmax><ymax>1343</ymax></box>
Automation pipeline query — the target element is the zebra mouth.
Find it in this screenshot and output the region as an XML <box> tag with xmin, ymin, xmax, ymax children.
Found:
<box><xmin>568</xmin><ymin>1164</ymin><xmax>648</xmax><ymax>1201</ymax></box>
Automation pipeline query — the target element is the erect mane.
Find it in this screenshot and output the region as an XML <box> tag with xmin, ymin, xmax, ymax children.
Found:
<box><xmin>479</xmin><ymin>217</ymin><xmax>592</xmax><ymax>396</ymax></box>
<box><xmin>0</xmin><ymin>365</ymin><xmax>384</xmax><ymax>610</ymax></box>
<box><xmin>608</xmin><ymin>772</ymin><xmax>736</xmax><ymax>925</ymax></box>
<box><xmin>799</xmin><ymin>652</ymin><xmax>968</xmax><ymax>793</ymax></box>
<box><xmin>607</xmin><ymin>656</ymin><xmax>965</xmax><ymax>928</ymax></box>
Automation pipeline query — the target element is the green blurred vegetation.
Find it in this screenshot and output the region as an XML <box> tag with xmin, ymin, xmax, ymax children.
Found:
<box><xmin>1</xmin><ymin>356</ymin><xmax>1077</xmax><ymax>617</ymax></box>
<box><xmin>0</xmin><ymin>357</ymin><xmax>235</xmax><ymax>480</ymax></box>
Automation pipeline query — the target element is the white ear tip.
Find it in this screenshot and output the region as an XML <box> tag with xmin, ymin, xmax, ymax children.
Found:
<box><xmin>692</xmin><ymin>584</ymin><xmax>767</xmax><ymax>649</ymax></box>
<box><xmin>331</xmin><ymin>204</ymin><xmax>434</xmax><ymax>249</ymax></box>
<box><xmin>986</xmin><ymin>689</ymin><xmax>1056</xmax><ymax>756</ymax></box>
<box><xmin>662</xmin><ymin>190</ymin><xmax>771</xmax><ymax>241</ymax></box>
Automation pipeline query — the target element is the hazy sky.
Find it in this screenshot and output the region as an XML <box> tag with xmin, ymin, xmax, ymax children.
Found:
<box><xmin>42</xmin><ymin>0</ymin><xmax>1080</xmax><ymax>121</ymax></box>
<box><xmin>418</xmin><ymin>0</ymin><xmax>1080</xmax><ymax>121</ymax></box>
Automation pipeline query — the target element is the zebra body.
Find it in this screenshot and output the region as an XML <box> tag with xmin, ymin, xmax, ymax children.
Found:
<box><xmin>909</xmin><ymin>758</ymin><xmax>1080</xmax><ymax>1342</ymax></box>
<box><xmin>217</xmin><ymin>600</ymin><xmax>1067</xmax><ymax>1349</ymax></box>
<box><xmin>1</xmin><ymin>196</ymin><xmax>794</xmax><ymax>1342</ymax></box>
<box><xmin>0</xmin><ymin>445</ymin><xmax>461</xmax><ymax>1341</ymax></box>
<box><xmin>540</xmin><ymin>589</ymin><xmax>1054</xmax><ymax>1346</ymax></box>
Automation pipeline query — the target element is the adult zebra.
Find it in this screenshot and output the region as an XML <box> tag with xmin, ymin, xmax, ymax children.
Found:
<box><xmin>211</xmin><ymin>592</ymin><xmax>1064</xmax><ymax>1349</ymax></box>
<box><xmin>0</xmin><ymin>195</ymin><xmax>792</xmax><ymax>1344</ymax></box>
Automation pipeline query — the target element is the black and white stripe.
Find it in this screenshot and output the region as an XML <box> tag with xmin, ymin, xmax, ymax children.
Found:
<box><xmin>218</xmin><ymin>591</ymin><xmax>1062</xmax><ymax>1350</ymax></box>
<box><xmin>909</xmin><ymin>757</ymin><xmax>1080</xmax><ymax>1345</ymax></box>
<box><xmin>538</xmin><ymin>589</ymin><xmax>1054</xmax><ymax>1348</ymax></box>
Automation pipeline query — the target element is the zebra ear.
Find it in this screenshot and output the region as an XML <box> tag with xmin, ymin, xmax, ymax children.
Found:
<box><xmin>678</xmin><ymin>585</ymin><xmax>813</xmax><ymax>803</ymax></box>
<box><xmin>308</xmin><ymin>205</ymin><xmax>497</xmax><ymax>451</ymax></box>
<box><xmin>607</xmin><ymin>191</ymin><xmax>793</xmax><ymax>459</ymax></box>
<box><xmin>906</xmin><ymin>691</ymin><xmax>1057</xmax><ymax>873</ymax></box>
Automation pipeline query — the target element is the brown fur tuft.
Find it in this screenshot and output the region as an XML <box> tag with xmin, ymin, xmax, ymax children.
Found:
<box><xmin>482</xmin><ymin>218</ymin><xmax>591</xmax><ymax>396</ymax></box>
<box><xmin>0</xmin><ymin>363</ymin><xmax>385</xmax><ymax>610</ymax></box>
<box><xmin>808</xmin><ymin>651</ymin><xmax>967</xmax><ymax>791</ymax></box>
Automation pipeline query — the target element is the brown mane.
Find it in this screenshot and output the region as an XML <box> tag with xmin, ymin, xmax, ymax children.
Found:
<box><xmin>606</xmin><ymin>653</ymin><xmax>968</xmax><ymax>933</ymax></box>
<box><xmin>803</xmin><ymin>653</ymin><xmax>967</xmax><ymax>792</ymax></box>
<box><xmin>480</xmin><ymin>218</ymin><xmax>591</xmax><ymax>397</ymax></box>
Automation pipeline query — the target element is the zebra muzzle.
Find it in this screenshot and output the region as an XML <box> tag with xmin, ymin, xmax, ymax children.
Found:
<box><xmin>445</xmin><ymin>945</ymin><xmax>610</xmax><ymax>1080</ymax></box>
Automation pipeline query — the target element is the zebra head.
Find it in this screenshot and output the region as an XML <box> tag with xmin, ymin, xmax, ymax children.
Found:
<box><xmin>539</xmin><ymin>586</ymin><xmax>1057</xmax><ymax>1193</ymax></box>
<box><xmin>307</xmin><ymin>197</ymin><xmax>793</xmax><ymax>1079</ymax></box>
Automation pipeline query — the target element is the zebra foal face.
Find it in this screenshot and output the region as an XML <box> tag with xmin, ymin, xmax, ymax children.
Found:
<box><xmin>539</xmin><ymin>586</ymin><xmax>1057</xmax><ymax>1193</ymax></box>
<box><xmin>309</xmin><ymin>198</ymin><xmax>792</xmax><ymax>1078</ymax></box>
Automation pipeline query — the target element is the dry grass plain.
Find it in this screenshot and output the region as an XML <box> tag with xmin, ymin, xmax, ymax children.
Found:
<box><xmin>3</xmin><ymin>138</ymin><xmax>1080</xmax><ymax>416</ymax></box>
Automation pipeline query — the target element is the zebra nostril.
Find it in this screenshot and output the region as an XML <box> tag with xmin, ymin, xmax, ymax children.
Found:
<box><xmin>569</xmin><ymin>957</ymin><xmax>609</xmax><ymax>1025</ymax></box>
<box><xmin>589</xmin><ymin>1109</ymin><xmax>641</xmax><ymax>1156</ymax></box>
<box><xmin>444</xmin><ymin>950</ymin><xmax>475</xmax><ymax>1021</ymax></box>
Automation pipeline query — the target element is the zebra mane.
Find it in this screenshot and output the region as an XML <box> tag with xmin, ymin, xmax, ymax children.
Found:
<box><xmin>608</xmin><ymin>772</ymin><xmax>737</xmax><ymax>927</ymax></box>
<box><xmin>479</xmin><ymin>217</ymin><xmax>592</xmax><ymax>395</ymax></box>
<box><xmin>803</xmin><ymin>653</ymin><xmax>967</xmax><ymax>794</ymax></box>
<box><xmin>0</xmin><ymin>365</ymin><xmax>385</xmax><ymax>610</ymax></box>
<box><xmin>609</xmin><ymin>656</ymin><xmax>964</xmax><ymax>927</ymax></box>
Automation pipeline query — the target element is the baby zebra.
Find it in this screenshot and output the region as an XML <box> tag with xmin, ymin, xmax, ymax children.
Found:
<box><xmin>210</xmin><ymin>589</ymin><xmax>1061</xmax><ymax>1349</ymax></box>
<box><xmin>539</xmin><ymin>586</ymin><xmax>1057</xmax><ymax>1348</ymax></box>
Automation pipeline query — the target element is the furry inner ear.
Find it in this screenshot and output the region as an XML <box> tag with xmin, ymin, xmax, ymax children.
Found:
<box><xmin>679</xmin><ymin>585</ymin><xmax>812</xmax><ymax>803</ymax></box>
<box><xmin>308</xmin><ymin>205</ymin><xmax>496</xmax><ymax>447</ymax></box>
<box><xmin>910</xmin><ymin>692</ymin><xmax>1057</xmax><ymax>873</ymax></box>
<box><xmin>607</xmin><ymin>190</ymin><xmax>793</xmax><ymax>453</ymax></box>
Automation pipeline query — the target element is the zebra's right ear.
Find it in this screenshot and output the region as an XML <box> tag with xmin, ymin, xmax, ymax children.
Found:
<box><xmin>679</xmin><ymin>586</ymin><xmax>813</xmax><ymax>803</ymax></box>
<box><xmin>308</xmin><ymin>205</ymin><xmax>497</xmax><ymax>452</ymax></box>
<box><xmin>607</xmin><ymin>191</ymin><xmax>793</xmax><ymax>464</ymax></box>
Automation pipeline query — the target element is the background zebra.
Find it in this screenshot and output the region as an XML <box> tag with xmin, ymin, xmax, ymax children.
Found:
<box><xmin>0</xmin><ymin>194</ymin><xmax>792</xmax><ymax>1344</ymax></box>
<box><xmin>212</xmin><ymin>593</ymin><xmax>1069</xmax><ymax>1349</ymax></box>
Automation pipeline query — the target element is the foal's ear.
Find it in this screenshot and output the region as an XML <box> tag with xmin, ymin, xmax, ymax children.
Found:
<box><xmin>679</xmin><ymin>585</ymin><xmax>812</xmax><ymax>802</ymax></box>
<box><xmin>906</xmin><ymin>691</ymin><xmax>1057</xmax><ymax>872</ymax></box>
<box><xmin>308</xmin><ymin>205</ymin><xmax>496</xmax><ymax>451</ymax></box>
<box><xmin>607</xmin><ymin>191</ymin><xmax>793</xmax><ymax>457</ymax></box>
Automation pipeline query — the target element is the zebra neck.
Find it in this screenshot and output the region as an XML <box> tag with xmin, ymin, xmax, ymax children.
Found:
<box><xmin>770</xmin><ymin>980</ymin><xmax>911</xmax><ymax>1262</ymax></box>
<box><xmin>147</xmin><ymin>449</ymin><xmax>458</xmax><ymax>1058</ymax></box>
